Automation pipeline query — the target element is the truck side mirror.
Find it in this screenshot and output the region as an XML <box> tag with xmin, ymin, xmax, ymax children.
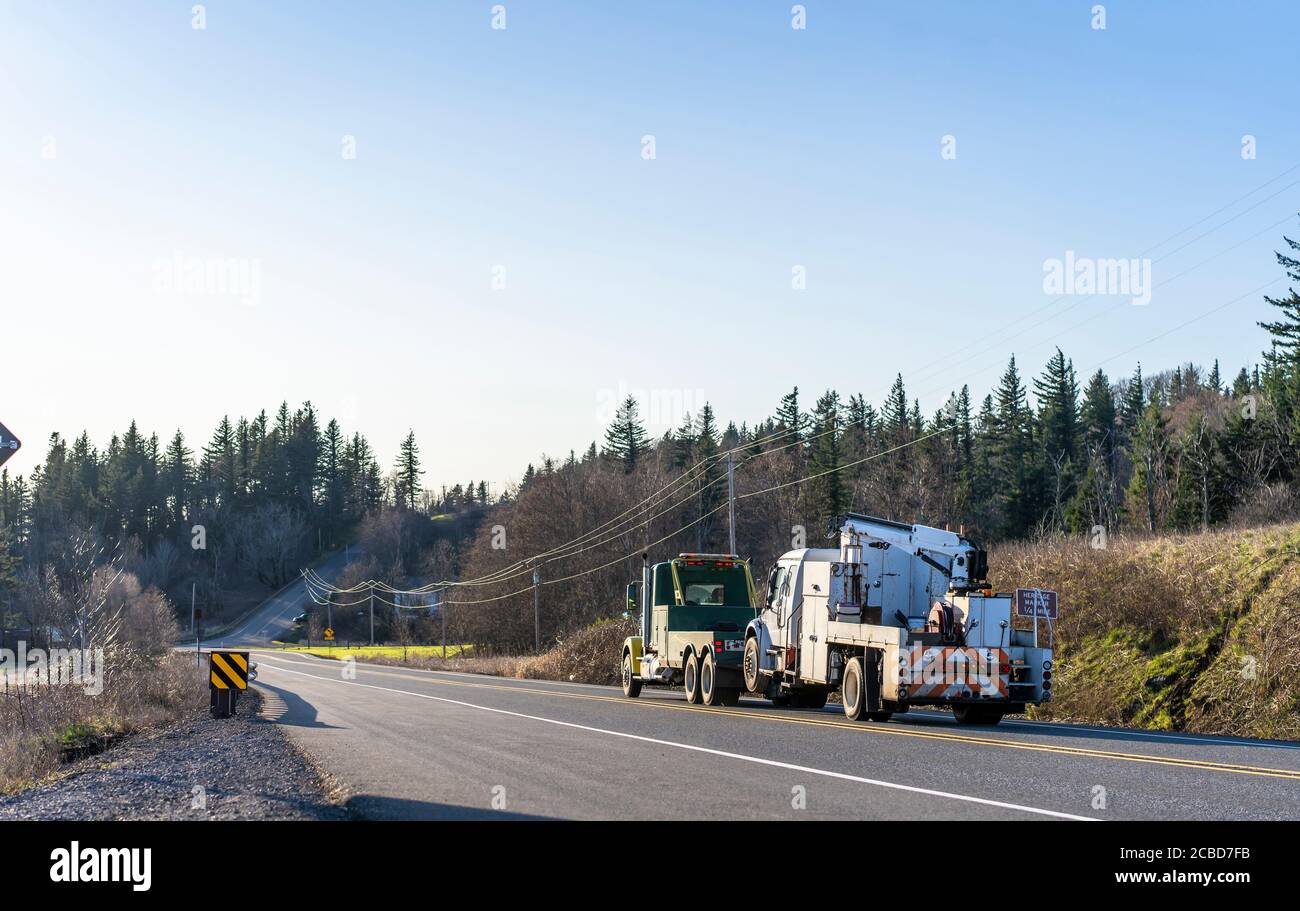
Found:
<box><xmin>625</xmin><ymin>582</ymin><xmax>639</xmax><ymax>617</ymax></box>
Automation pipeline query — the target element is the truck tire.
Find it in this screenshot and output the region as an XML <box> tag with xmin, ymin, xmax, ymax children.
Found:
<box><xmin>720</xmin><ymin>687</ymin><xmax>741</xmax><ymax>706</ymax></box>
<box><xmin>842</xmin><ymin>656</ymin><xmax>869</xmax><ymax>721</ymax></box>
<box><xmin>621</xmin><ymin>652</ymin><xmax>642</xmax><ymax>698</ymax></box>
<box><xmin>701</xmin><ymin>651</ymin><xmax>726</xmax><ymax>706</ymax></box>
<box><xmin>953</xmin><ymin>705</ymin><xmax>1005</xmax><ymax>726</ymax></box>
<box><xmin>842</xmin><ymin>652</ymin><xmax>881</xmax><ymax>721</ymax></box>
<box><xmin>743</xmin><ymin>636</ymin><xmax>767</xmax><ymax>694</ymax></box>
<box><xmin>867</xmin><ymin>712</ymin><xmax>893</xmax><ymax>722</ymax></box>
<box><xmin>683</xmin><ymin>651</ymin><xmax>701</xmax><ymax>704</ymax></box>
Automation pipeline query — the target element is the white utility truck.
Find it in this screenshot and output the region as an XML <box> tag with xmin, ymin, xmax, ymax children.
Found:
<box><xmin>742</xmin><ymin>513</ymin><xmax>1056</xmax><ymax>725</ymax></box>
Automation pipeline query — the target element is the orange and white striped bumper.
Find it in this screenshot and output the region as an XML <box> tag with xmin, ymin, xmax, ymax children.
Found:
<box><xmin>898</xmin><ymin>646</ymin><xmax>1008</xmax><ymax>699</ymax></box>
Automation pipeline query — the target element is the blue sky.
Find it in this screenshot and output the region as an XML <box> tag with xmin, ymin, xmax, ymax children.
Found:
<box><xmin>2</xmin><ymin>1</ymin><xmax>1297</xmax><ymax>489</ymax></box>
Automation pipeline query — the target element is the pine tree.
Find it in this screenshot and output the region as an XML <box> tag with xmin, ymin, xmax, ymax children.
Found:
<box><xmin>0</xmin><ymin>525</ymin><xmax>18</xmax><ymax>594</ymax></box>
<box><xmin>164</xmin><ymin>431</ymin><xmax>192</xmax><ymax>528</ymax></box>
<box><xmin>882</xmin><ymin>375</ymin><xmax>909</xmax><ymax>440</ymax></box>
<box><xmin>691</xmin><ymin>403</ymin><xmax>722</xmax><ymax>550</ymax></box>
<box><xmin>672</xmin><ymin>412</ymin><xmax>696</xmax><ymax>470</ymax></box>
<box><xmin>603</xmin><ymin>395</ymin><xmax>650</xmax><ymax>473</ymax></box>
<box><xmin>988</xmin><ymin>356</ymin><xmax>1039</xmax><ymax>538</ymax></box>
<box><xmin>775</xmin><ymin>387</ymin><xmax>803</xmax><ymax>438</ymax></box>
<box><xmin>1258</xmin><ymin>222</ymin><xmax>1300</xmax><ymax>446</ymax></box>
<box><xmin>1068</xmin><ymin>370</ymin><xmax>1118</xmax><ymax>532</ymax></box>
<box><xmin>394</xmin><ymin>430</ymin><xmax>423</xmax><ymax>510</ymax></box>
<box><xmin>1232</xmin><ymin>367</ymin><xmax>1251</xmax><ymax>397</ymax></box>
<box><xmin>1034</xmin><ymin>348</ymin><xmax>1081</xmax><ymax>529</ymax></box>
<box><xmin>808</xmin><ymin>390</ymin><xmax>844</xmax><ymax>522</ymax></box>
<box><xmin>320</xmin><ymin>419</ymin><xmax>345</xmax><ymax>535</ymax></box>
<box><xmin>201</xmin><ymin>416</ymin><xmax>237</xmax><ymax>510</ymax></box>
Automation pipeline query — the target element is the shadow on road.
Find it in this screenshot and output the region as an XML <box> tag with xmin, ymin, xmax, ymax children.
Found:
<box><xmin>344</xmin><ymin>795</ymin><xmax>555</xmax><ymax>820</ymax></box>
<box><xmin>767</xmin><ymin>703</ymin><xmax>1300</xmax><ymax>752</ymax></box>
<box><xmin>253</xmin><ymin>681</ymin><xmax>343</xmax><ymax>730</ymax></box>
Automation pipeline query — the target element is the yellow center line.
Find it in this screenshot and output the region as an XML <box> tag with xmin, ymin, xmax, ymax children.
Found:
<box><xmin>250</xmin><ymin>651</ymin><xmax>1300</xmax><ymax>782</ymax></box>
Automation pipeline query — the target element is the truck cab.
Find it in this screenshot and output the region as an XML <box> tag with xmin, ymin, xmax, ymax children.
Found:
<box><xmin>621</xmin><ymin>554</ymin><xmax>758</xmax><ymax>706</ymax></box>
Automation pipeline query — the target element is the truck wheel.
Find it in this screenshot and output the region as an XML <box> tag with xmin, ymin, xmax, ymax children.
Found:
<box><xmin>621</xmin><ymin>652</ymin><xmax>642</xmax><ymax>698</ymax></box>
<box><xmin>701</xmin><ymin>651</ymin><xmax>726</xmax><ymax>706</ymax></box>
<box><xmin>842</xmin><ymin>656</ymin><xmax>869</xmax><ymax>721</ymax></box>
<box><xmin>743</xmin><ymin>636</ymin><xmax>767</xmax><ymax>693</ymax></box>
<box><xmin>720</xmin><ymin>687</ymin><xmax>741</xmax><ymax>706</ymax></box>
<box><xmin>866</xmin><ymin>712</ymin><xmax>893</xmax><ymax>722</ymax></box>
<box><xmin>683</xmin><ymin>651</ymin><xmax>701</xmax><ymax>704</ymax></box>
<box><xmin>953</xmin><ymin>705</ymin><xmax>1004</xmax><ymax>726</ymax></box>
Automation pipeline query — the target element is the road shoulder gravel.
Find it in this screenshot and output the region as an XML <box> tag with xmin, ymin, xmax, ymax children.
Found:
<box><xmin>0</xmin><ymin>688</ymin><xmax>348</xmax><ymax>820</ymax></box>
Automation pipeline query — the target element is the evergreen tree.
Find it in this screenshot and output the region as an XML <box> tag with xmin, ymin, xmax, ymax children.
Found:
<box><xmin>774</xmin><ymin>386</ymin><xmax>804</xmax><ymax>443</ymax></box>
<box><xmin>394</xmin><ymin>430</ymin><xmax>423</xmax><ymax>510</ymax></box>
<box><xmin>163</xmin><ymin>430</ymin><xmax>192</xmax><ymax>528</ymax></box>
<box><xmin>988</xmin><ymin>356</ymin><xmax>1039</xmax><ymax>538</ymax></box>
<box><xmin>1034</xmin><ymin>348</ymin><xmax>1081</xmax><ymax>528</ymax></box>
<box><xmin>603</xmin><ymin>395</ymin><xmax>651</xmax><ymax>473</ymax></box>
<box><xmin>320</xmin><ymin>419</ymin><xmax>345</xmax><ymax>534</ymax></box>
<box><xmin>808</xmin><ymin>390</ymin><xmax>844</xmax><ymax>522</ymax></box>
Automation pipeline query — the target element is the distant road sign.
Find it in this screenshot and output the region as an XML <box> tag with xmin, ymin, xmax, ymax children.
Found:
<box><xmin>1015</xmin><ymin>588</ymin><xmax>1059</xmax><ymax>619</ymax></box>
<box><xmin>209</xmin><ymin>650</ymin><xmax>250</xmax><ymax>690</ymax></box>
<box><xmin>323</xmin><ymin>627</ymin><xmax>335</xmax><ymax>641</ymax></box>
<box><xmin>0</xmin><ymin>421</ymin><xmax>20</xmax><ymax>470</ymax></box>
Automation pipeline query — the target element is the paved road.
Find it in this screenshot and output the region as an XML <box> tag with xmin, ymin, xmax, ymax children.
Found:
<box><xmin>199</xmin><ymin>549</ymin><xmax>356</xmax><ymax>648</ymax></box>
<box><xmin>247</xmin><ymin>648</ymin><xmax>1300</xmax><ymax>821</ymax></box>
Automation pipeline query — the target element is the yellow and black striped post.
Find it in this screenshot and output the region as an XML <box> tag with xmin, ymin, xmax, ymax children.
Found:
<box><xmin>209</xmin><ymin>650</ymin><xmax>250</xmax><ymax>718</ymax></box>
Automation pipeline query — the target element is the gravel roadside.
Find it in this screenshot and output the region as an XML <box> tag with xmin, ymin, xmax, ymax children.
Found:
<box><xmin>0</xmin><ymin>688</ymin><xmax>348</xmax><ymax>820</ymax></box>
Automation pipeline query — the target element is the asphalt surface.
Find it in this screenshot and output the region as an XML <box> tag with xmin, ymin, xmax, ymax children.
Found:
<box><xmin>199</xmin><ymin>548</ymin><xmax>356</xmax><ymax>648</ymax></box>
<box><xmin>246</xmin><ymin>648</ymin><xmax>1300</xmax><ymax>821</ymax></box>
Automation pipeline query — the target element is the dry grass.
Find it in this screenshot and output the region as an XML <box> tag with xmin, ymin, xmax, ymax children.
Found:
<box><xmin>358</xmin><ymin>617</ymin><xmax>638</xmax><ymax>686</ymax></box>
<box><xmin>992</xmin><ymin>521</ymin><xmax>1300</xmax><ymax>739</ymax></box>
<box><xmin>0</xmin><ymin>651</ymin><xmax>208</xmax><ymax>793</ymax></box>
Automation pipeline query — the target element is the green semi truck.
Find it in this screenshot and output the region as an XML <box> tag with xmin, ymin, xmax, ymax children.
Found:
<box><xmin>620</xmin><ymin>553</ymin><xmax>758</xmax><ymax>706</ymax></box>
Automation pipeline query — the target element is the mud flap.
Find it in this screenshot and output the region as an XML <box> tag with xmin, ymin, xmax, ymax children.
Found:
<box><xmin>865</xmin><ymin>648</ymin><xmax>882</xmax><ymax>714</ymax></box>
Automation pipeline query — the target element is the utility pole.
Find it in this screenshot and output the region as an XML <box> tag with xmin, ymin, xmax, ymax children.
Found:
<box><xmin>532</xmin><ymin>567</ymin><xmax>541</xmax><ymax>654</ymax></box>
<box><xmin>369</xmin><ymin>582</ymin><xmax>375</xmax><ymax>646</ymax></box>
<box><xmin>727</xmin><ymin>450</ymin><xmax>736</xmax><ymax>555</ymax></box>
<box><xmin>193</xmin><ymin>582</ymin><xmax>201</xmax><ymax>667</ymax></box>
<box><xmin>440</xmin><ymin>590</ymin><xmax>447</xmax><ymax>659</ymax></box>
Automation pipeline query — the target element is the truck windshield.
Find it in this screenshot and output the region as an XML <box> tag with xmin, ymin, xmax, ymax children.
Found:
<box><xmin>676</xmin><ymin>564</ymin><xmax>750</xmax><ymax>607</ymax></box>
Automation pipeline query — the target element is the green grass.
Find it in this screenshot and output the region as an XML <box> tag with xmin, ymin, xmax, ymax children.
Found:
<box><xmin>266</xmin><ymin>644</ymin><xmax>472</xmax><ymax>660</ymax></box>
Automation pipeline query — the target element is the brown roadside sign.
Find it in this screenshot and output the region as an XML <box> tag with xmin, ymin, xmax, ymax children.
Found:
<box><xmin>1014</xmin><ymin>588</ymin><xmax>1058</xmax><ymax>619</ymax></box>
<box><xmin>0</xmin><ymin>421</ymin><xmax>19</xmax><ymax>470</ymax></box>
<box><xmin>209</xmin><ymin>650</ymin><xmax>250</xmax><ymax>690</ymax></box>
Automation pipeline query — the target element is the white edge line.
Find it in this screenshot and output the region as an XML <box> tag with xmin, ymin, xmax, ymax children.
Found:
<box><xmin>259</xmin><ymin>662</ymin><xmax>1097</xmax><ymax>822</ymax></box>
